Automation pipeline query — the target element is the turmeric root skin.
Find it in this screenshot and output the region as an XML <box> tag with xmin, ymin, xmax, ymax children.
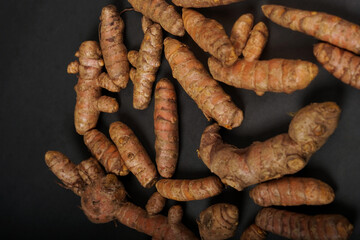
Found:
<box><xmin>240</xmin><ymin>224</ymin><xmax>267</xmax><ymax>240</ymax></box>
<box><xmin>242</xmin><ymin>22</ymin><xmax>269</xmax><ymax>62</ymax></box>
<box><xmin>314</xmin><ymin>43</ymin><xmax>360</xmax><ymax>89</ymax></box>
<box><xmin>262</xmin><ymin>4</ymin><xmax>360</xmax><ymax>55</ymax></box>
<box><xmin>256</xmin><ymin>208</ymin><xmax>353</xmax><ymax>240</ymax></box>
<box><xmin>172</xmin><ymin>0</ymin><xmax>242</xmax><ymax>8</ymax></box>
<box><xmin>230</xmin><ymin>13</ymin><xmax>254</xmax><ymax>57</ymax></box>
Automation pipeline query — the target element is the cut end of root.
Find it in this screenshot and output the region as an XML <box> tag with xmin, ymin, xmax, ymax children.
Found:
<box><xmin>287</xmin><ymin>156</ymin><xmax>306</xmax><ymax>172</ymax></box>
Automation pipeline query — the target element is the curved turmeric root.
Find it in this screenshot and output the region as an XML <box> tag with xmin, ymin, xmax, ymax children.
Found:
<box><xmin>256</xmin><ymin>208</ymin><xmax>353</xmax><ymax>240</ymax></box>
<box><xmin>314</xmin><ymin>43</ymin><xmax>360</xmax><ymax>90</ymax></box>
<box><xmin>172</xmin><ymin>0</ymin><xmax>242</xmax><ymax>8</ymax></box>
<box><xmin>208</xmin><ymin>56</ymin><xmax>318</xmax><ymax>96</ymax></box>
<box><xmin>145</xmin><ymin>192</ymin><xmax>166</xmax><ymax>216</ymax></box>
<box><xmin>182</xmin><ymin>8</ymin><xmax>237</xmax><ymax>67</ymax></box>
<box><xmin>262</xmin><ymin>4</ymin><xmax>360</xmax><ymax>55</ymax></box>
<box><xmin>230</xmin><ymin>13</ymin><xmax>254</xmax><ymax>57</ymax></box>
<box><xmin>156</xmin><ymin>176</ymin><xmax>223</xmax><ymax>201</ymax></box>
<box><xmin>242</xmin><ymin>22</ymin><xmax>269</xmax><ymax>61</ymax></box>
<box><xmin>164</xmin><ymin>37</ymin><xmax>243</xmax><ymax>129</ymax></box>
<box><xmin>240</xmin><ymin>224</ymin><xmax>267</xmax><ymax>240</ymax></box>
<box><xmin>197</xmin><ymin>203</ymin><xmax>238</xmax><ymax>240</ymax></box>
<box><xmin>249</xmin><ymin>177</ymin><xmax>335</xmax><ymax>207</ymax></box>
<box><xmin>67</xmin><ymin>41</ymin><xmax>119</xmax><ymax>135</ymax></box>
<box><xmin>199</xmin><ymin>102</ymin><xmax>341</xmax><ymax>191</ymax></box>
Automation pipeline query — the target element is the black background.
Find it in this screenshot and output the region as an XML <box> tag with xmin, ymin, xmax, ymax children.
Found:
<box><xmin>1</xmin><ymin>0</ymin><xmax>360</xmax><ymax>239</ymax></box>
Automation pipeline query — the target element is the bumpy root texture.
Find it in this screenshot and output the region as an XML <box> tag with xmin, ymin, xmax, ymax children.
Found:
<box><xmin>145</xmin><ymin>192</ymin><xmax>166</xmax><ymax>215</ymax></box>
<box><xmin>129</xmin><ymin>17</ymin><xmax>163</xmax><ymax>110</ymax></box>
<box><xmin>128</xmin><ymin>0</ymin><xmax>184</xmax><ymax>37</ymax></box>
<box><xmin>164</xmin><ymin>37</ymin><xmax>243</xmax><ymax>129</ymax></box>
<box><xmin>197</xmin><ymin>203</ymin><xmax>238</xmax><ymax>240</ymax></box>
<box><xmin>230</xmin><ymin>13</ymin><xmax>254</xmax><ymax>57</ymax></box>
<box><xmin>109</xmin><ymin>121</ymin><xmax>158</xmax><ymax>188</ymax></box>
<box><xmin>208</xmin><ymin>56</ymin><xmax>318</xmax><ymax>96</ymax></box>
<box><xmin>99</xmin><ymin>5</ymin><xmax>129</xmax><ymax>89</ymax></box>
<box><xmin>242</xmin><ymin>22</ymin><xmax>269</xmax><ymax>61</ymax></box>
<box><xmin>154</xmin><ymin>78</ymin><xmax>179</xmax><ymax>178</ymax></box>
<box><xmin>255</xmin><ymin>208</ymin><xmax>353</xmax><ymax>240</ymax></box>
<box><xmin>262</xmin><ymin>4</ymin><xmax>360</xmax><ymax>55</ymax></box>
<box><xmin>182</xmin><ymin>8</ymin><xmax>237</xmax><ymax>66</ymax></box>
<box><xmin>198</xmin><ymin>102</ymin><xmax>341</xmax><ymax>191</ymax></box>
<box><xmin>77</xmin><ymin>157</ymin><xmax>105</xmax><ymax>185</ymax></box>
<box><xmin>156</xmin><ymin>176</ymin><xmax>223</xmax><ymax>201</ymax></box>
<box><xmin>172</xmin><ymin>0</ymin><xmax>242</xmax><ymax>8</ymax></box>
<box><xmin>249</xmin><ymin>177</ymin><xmax>335</xmax><ymax>207</ymax></box>
<box><xmin>240</xmin><ymin>224</ymin><xmax>267</xmax><ymax>240</ymax></box>
<box><xmin>314</xmin><ymin>43</ymin><xmax>360</xmax><ymax>89</ymax></box>
<box><xmin>84</xmin><ymin>129</ymin><xmax>129</xmax><ymax>176</ymax></box>
<box><xmin>67</xmin><ymin>41</ymin><xmax>119</xmax><ymax>135</ymax></box>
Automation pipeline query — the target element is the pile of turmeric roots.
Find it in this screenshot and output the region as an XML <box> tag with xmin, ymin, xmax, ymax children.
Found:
<box><xmin>45</xmin><ymin>1</ymin><xmax>360</xmax><ymax>239</ymax></box>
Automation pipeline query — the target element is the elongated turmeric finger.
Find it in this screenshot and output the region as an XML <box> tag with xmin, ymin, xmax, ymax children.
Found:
<box><xmin>172</xmin><ymin>0</ymin><xmax>242</xmax><ymax>8</ymax></box>
<box><xmin>208</xmin><ymin>56</ymin><xmax>318</xmax><ymax>95</ymax></box>
<box><xmin>230</xmin><ymin>13</ymin><xmax>254</xmax><ymax>57</ymax></box>
<box><xmin>77</xmin><ymin>157</ymin><xmax>105</xmax><ymax>185</ymax></box>
<box><xmin>249</xmin><ymin>177</ymin><xmax>335</xmax><ymax>207</ymax></box>
<box><xmin>156</xmin><ymin>176</ymin><xmax>223</xmax><ymax>201</ymax></box>
<box><xmin>145</xmin><ymin>192</ymin><xmax>166</xmax><ymax>215</ymax></box>
<box><xmin>182</xmin><ymin>8</ymin><xmax>237</xmax><ymax>66</ymax></box>
<box><xmin>314</xmin><ymin>43</ymin><xmax>360</xmax><ymax>90</ymax></box>
<box><xmin>240</xmin><ymin>224</ymin><xmax>267</xmax><ymax>240</ymax></box>
<box><xmin>164</xmin><ymin>37</ymin><xmax>243</xmax><ymax>129</ymax></box>
<box><xmin>242</xmin><ymin>22</ymin><xmax>269</xmax><ymax>61</ymax></box>
<box><xmin>262</xmin><ymin>4</ymin><xmax>360</xmax><ymax>55</ymax></box>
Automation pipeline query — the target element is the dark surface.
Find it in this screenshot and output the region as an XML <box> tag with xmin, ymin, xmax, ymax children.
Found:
<box><xmin>1</xmin><ymin>0</ymin><xmax>359</xmax><ymax>239</ymax></box>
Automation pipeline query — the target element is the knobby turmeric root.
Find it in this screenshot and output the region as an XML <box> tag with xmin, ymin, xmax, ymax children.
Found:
<box><xmin>249</xmin><ymin>177</ymin><xmax>335</xmax><ymax>207</ymax></box>
<box><xmin>109</xmin><ymin>121</ymin><xmax>157</xmax><ymax>188</ymax></box>
<box><xmin>262</xmin><ymin>4</ymin><xmax>360</xmax><ymax>55</ymax></box>
<box><xmin>199</xmin><ymin>102</ymin><xmax>341</xmax><ymax>191</ymax></box>
<box><xmin>314</xmin><ymin>43</ymin><xmax>360</xmax><ymax>90</ymax></box>
<box><xmin>45</xmin><ymin>151</ymin><xmax>197</xmax><ymax>240</ymax></box>
<box><xmin>242</xmin><ymin>22</ymin><xmax>269</xmax><ymax>62</ymax></box>
<box><xmin>240</xmin><ymin>224</ymin><xmax>267</xmax><ymax>240</ymax></box>
<box><xmin>83</xmin><ymin>129</ymin><xmax>129</xmax><ymax>176</ymax></box>
<box><xmin>128</xmin><ymin>0</ymin><xmax>185</xmax><ymax>37</ymax></box>
<box><xmin>145</xmin><ymin>192</ymin><xmax>166</xmax><ymax>215</ymax></box>
<box><xmin>154</xmin><ymin>78</ymin><xmax>179</xmax><ymax>178</ymax></box>
<box><xmin>208</xmin><ymin>56</ymin><xmax>318</xmax><ymax>96</ymax></box>
<box><xmin>172</xmin><ymin>0</ymin><xmax>242</xmax><ymax>8</ymax></box>
<box><xmin>182</xmin><ymin>8</ymin><xmax>237</xmax><ymax>66</ymax></box>
<box><xmin>156</xmin><ymin>176</ymin><xmax>223</xmax><ymax>201</ymax></box>
<box><xmin>230</xmin><ymin>13</ymin><xmax>254</xmax><ymax>57</ymax></box>
<box><xmin>99</xmin><ymin>5</ymin><xmax>129</xmax><ymax>89</ymax></box>
<box><xmin>67</xmin><ymin>41</ymin><xmax>119</xmax><ymax>135</ymax></box>
<box><xmin>256</xmin><ymin>208</ymin><xmax>353</xmax><ymax>240</ymax></box>
<box><xmin>164</xmin><ymin>37</ymin><xmax>243</xmax><ymax>129</ymax></box>
<box><xmin>197</xmin><ymin>203</ymin><xmax>238</xmax><ymax>240</ymax></box>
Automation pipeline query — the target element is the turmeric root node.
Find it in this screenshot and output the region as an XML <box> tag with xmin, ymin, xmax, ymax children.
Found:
<box><xmin>240</xmin><ymin>224</ymin><xmax>267</xmax><ymax>240</ymax></box>
<box><xmin>230</xmin><ymin>13</ymin><xmax>254</xmax><ymax>57</ymax></box>
<box><xmin>145</xmin><ymin>192</ymin><xmax>166</xmax><ymax>216</ymax></box>
<box><xmin>242</xmin><ymin>22</ymin><xmax>269</xmax><ymax>61</ymax></box>
<box><xmin>77</xmin><ymin>157</ymin><xmax>105</xmax><ymax>185</ymax></box>
<box><xmin>172</xmin><ymin>0</ymin><xmax>242</xmax><ymax>8</ymax></box>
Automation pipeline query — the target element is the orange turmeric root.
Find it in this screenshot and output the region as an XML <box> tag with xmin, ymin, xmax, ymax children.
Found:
<box><xmin>154</xmin><ymin>78</ymin><xmax>179</xmax><ymax>178</ymax></box>
<box><xmin>83</xmin><ymin>129</ymin><xmax>129</xmax><ymax>176</ymax></box>
<box><xmin>45</xmin><ymin>151</ymin><xmax>197</xmax><ymax>240</ymax></box>
<box><xmin>128</xmin><ymin>0</ymin><xmax>185</xmax><ymax>37</ymax></box>
<box><xmin>240</xmin><ymin>224</ymin><xmax>267</xmax><ymax>240</ymax></box>
<box><xmin>314</xmin><ymin>43</ymin><xmax>360</xmax><ymax>90</ymax></box>
<box><xmin>145</xmin><ymin>192</ymin><xmax>166</xmax><ymax>215</ymax></box>
<box><xmin>242</xmin><ymin>22</ymin><xmax>269</xmax><ymax>61</ymax></box>
<box><xmin>249</xmin><ymin>177</ymin><xmax>335</xmax><ymax>207</ymax></box>
<box><xmin>156</xmin><ymin>176</ymin><xmax>223</xmax><ymax>201</ymax></box>
<box><xmin>109</xmin><ymin>121</ymin><xmax>158</xmax><ymax>188</ymax></box>
<box><xmin>208</xmin><ymin>56</ymin><xmax>318</xmax><ymax>96</ymax></box>
<box><xmin>255</xmin><ymin>208</ymin><xmax>353</xmax><ymax>240</ymax></box>
<box><xmin>99</xmin><ymin>5</ymin><xmax>129</xmax><ymax>89</ymax></box>
<box><xmin>164</xmin><ymin>37</ymin><xmax>243</xmax><ymax>129</ymax></box>
<box><xmin>67</xmin><ymin>41</ymin><xmax>119</xmax><ymax>135</ymax></box>
<box><xmin>172</xmin><ymin>0</ymin><xmax>242</xmax><ymax>8</ymax></box>
<box><xmin>230</xmin><ymin>13</ymin><xmax>254</xmax><ymax>57</ymax></box>
<box><xmin>262</xmin><ymin>4</ymin><xmax>360</xmax><ymax>55</ymax></box>
<box><xmin>199</xmin><ymin>102</ymin><xmax>341</xmax><ymax>191</ymax></box>
<box><xmin>182</xmin><ymin>8</ymin><xmax>237</xmax><ymax>66</ymax></box>
<box><xmin>197</xmin><ymin>203</ymin><xmax>238</xmax><ymax>240</ymax></box>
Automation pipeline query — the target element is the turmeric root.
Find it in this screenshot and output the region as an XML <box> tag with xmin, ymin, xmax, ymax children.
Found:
<box><xmin>230</xmin><ymin>13</ymin><xmax>254</xmax><ymax>57</ymax></box>
<box><xmin>109</xmin><ymin>121</ymin><xmax>157</xmax><ymax>188</ymax></box>
<box><xmin>255</xmin><ymin>208</ymin><xmax>353</xmax><ymax>240</ymax></box>
<box><xmin>128</xmin><ymin>0</ymin><xmax>185</xmax><ymax>37</ymax></box>
<box><xmin>242</xmin><ymin>22</ymin><xmax>269</xmax><ymax>61</ymax></box>
<box><xmin>249</xmin><ymin>177</ymin><xmax>335</xmax><ymax>207</ymax></box>
<box><xmin>45</xmin><ymin>151</ymin><xmax>197</xmax><ymax>239</ymax></box>
<box><xmin>145</xmin><ymin>192</ymin><xmax>166</xmax><ymax>215</ymax></box>
<box><xmin>128</xmin><ymin>17</ymin><xmax>163</xmax><ymax>110</ymax></box>
<box><xmin>314</xmin><ymin>43</ymin><xmax>360</xmax><ymax>89</ymax></box>
<box><xmin>240</xmin><ymin>224</ymin><xmax>267</xmax><ymax>240</ymax></box>
<box><xmin>198</xmin><ymin>102</ymin><xmax>341</xmax><ymax>191</ymax></box>
<box><xmin>83</xmin><ymin>129</ymin><xmax>129</xmax><ymax>176</ymax></box>
<box><xmin>172</xmin><ymin>0</ymin><xmax>242</xmax><ymax>8</ymax></box>
<box><xmin>67</xmin><ymin>41</ymin><xmax>119</xmax><ymax>135</ymax></box>
<box><xmin>208</xmin><ymin>56</ymin><xmax>318</xmax><ymax>96</ymax></box>
<box><xmin>77</xmin><ymin>157</ymin><xmax>106</xmax><ymax>185</ymax></box>
<box><xmin>197</xmin><ymin>203</ymin><xmax>238</xmax><ymax>240</ymax></box>
<box><xmin>182</xmin><ymin>8</ymin><xmax>237</xmax><ymax>66</ymax></box>
<box><xmin>154</xmin><ymin>78</ymin><xmax>179</xmax><ymax>178</ymax></box>
<box><xmin>262</xmin><ymin>4</ymin><xmax>360</xmax><ymax>55</ymax></box>
<box><xmin>164</xmin><ymin>37</ymin><xmax>243</xmax><ymax>129</ymax></box>
<box><xmin>156</xmin><ymin>176</ymin><xmax>223</xmax><ymax>201</ymax></box>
